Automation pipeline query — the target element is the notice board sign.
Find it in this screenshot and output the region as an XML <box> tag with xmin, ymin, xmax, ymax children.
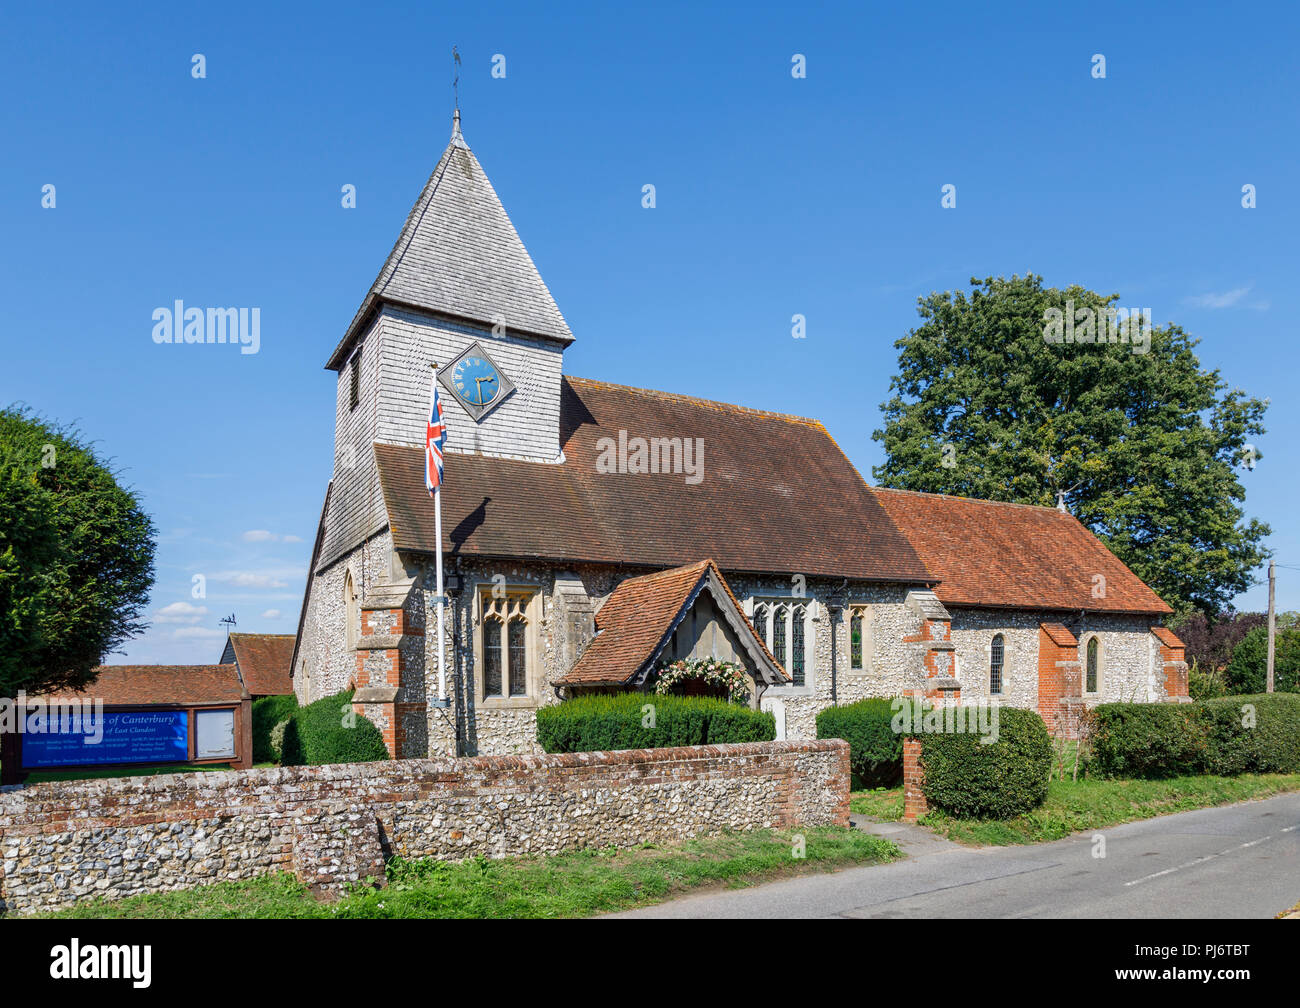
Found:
<box><xmin>21</xmin><ymin>709</ymin><xmax>190</xmax><ymax>768</ymax></box>
<box><xmin>195</xmin><ymin>708</ymin><xmax>236</xmax><ymax>760</ymax></box>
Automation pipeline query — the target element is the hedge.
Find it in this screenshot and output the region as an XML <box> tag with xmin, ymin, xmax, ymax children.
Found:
<box><xmin>251</xmin><ymin>693</ymin><xmax>299</xmax><ymax>764</ymax></box>
<box><xmin>1091</xmin><ymin>694</ymin><xmax>1300</xmax><ymax>778</ymax></box>
<box><xmin>1089</xmin><ymin>702</ymin><xmax>1209</xmax><ymax>779</ymax></box>
<box><xmin>280</xmin><ymin>689</ymin><xmax>390</xmax><ymax>766</ymax></box>
<box><xmin>816</xmin><ymin>698</ymin><xmax>911</xmax><ymax>787</ymax></box>
<box><xmin>535</xmin><ymin>693</ymin><xmax>775</xmax><ymax>753</ymax></box>
<box><xmin>920</xmin><ymin>707</ymin><xmax>1052</xmax><ymax>818</ymax></box>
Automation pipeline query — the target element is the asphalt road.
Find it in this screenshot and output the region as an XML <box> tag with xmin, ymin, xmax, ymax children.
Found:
<box><xmin>613</xmin><ymin>792</ymin><xmax>1300</xmax><ymax>918</ymax></box>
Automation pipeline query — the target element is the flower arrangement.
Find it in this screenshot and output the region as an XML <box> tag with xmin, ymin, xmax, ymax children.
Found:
<box><xmin>653</xmin><ymin>657</ymin><xmax>751</xmax><ymax>705</ymax></box>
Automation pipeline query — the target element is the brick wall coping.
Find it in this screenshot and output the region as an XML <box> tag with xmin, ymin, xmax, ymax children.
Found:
<box><xmin>0</xmin><ymin>739</ymin><xmax>848</xmax><ymax>815</ymax></box>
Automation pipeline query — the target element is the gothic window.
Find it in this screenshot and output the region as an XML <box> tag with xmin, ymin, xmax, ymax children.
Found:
<box><xmin>752</xmin><ymin>604</ymin><xmax>769</xmax><ymax>647</ymax></box>
<box><xmin>508</xmin><ymin>617</ymin><xmax>528</xmax><ymax>697</ymax></box>
<box><xmin>772</xmin><ymin>605</ymin><xmax>789</xmax><ymax>670</ymax></box>
<box><xmin>479</xmin><ymin>586</ymin><xmax>538</xmax><ymax>702</ymax></box>
<box><xmin>344</xmin><ymin>570</ymin><xmax>358</xmax><ymax>653</ymax></box>
<box><xmin>990</xmin><ymin>634</ymin><xmax>1005</xmax><ymax>695</ymax></box>
<box><xmin>1085</xmin><ymin>637</ymin><xmax>1101</xmax><ymax>694</ymax></box>
<box><xmin>849</xmin><ymin>606</ymin><xmax>871</xmax><ymax>672</ymax></box>
<box><xmin>791</xmin><ymin>605</ymin><xmax>807</xmax><ymax>687</ymax></box>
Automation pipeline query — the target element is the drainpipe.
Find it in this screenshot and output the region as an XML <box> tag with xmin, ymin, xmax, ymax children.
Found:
<box><xmin>828</xmin><ymin>581</ymin><xmax>848</xmax><ymax>706</ymax></box>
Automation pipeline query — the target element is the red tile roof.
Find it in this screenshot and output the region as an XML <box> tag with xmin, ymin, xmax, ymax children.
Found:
<box><xmin>1040</xmin><ymin>623</ymin><xmax>1079</xmax><ymax>647</ymax></box>
<box><xmin>43</xmin><ymin>666</ymin><xmax>249</xmax><ymax>706</ymax></box>
<box><xmin>870</xmin><ymin>487</ymin><xmax>1172</xmax><ymax>615</ymax></box>
<box><xmin>225</xmin><ymin>633</ymin><xmax>295</xmax><ymax>696</ymax></box>
<box><xmin>375</xmin><ymin>376</ymin><xmax>933</xmax><ymax>582</ymax></box>
<box><xmin>1151</xmin><ymin>626</ymin><xmax>1184</xmax><ymax>648</ymax></box>
<box><xmin>557</xmin><ymin>559</ymin><xmax>785</xmax><ymax>686</ymax></box>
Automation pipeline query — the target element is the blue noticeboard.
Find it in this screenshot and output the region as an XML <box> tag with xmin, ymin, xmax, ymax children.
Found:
<box><xmin>21</xmin><ymin>709</ymin><xmax>190</xmax><ymax>768</ymax></box>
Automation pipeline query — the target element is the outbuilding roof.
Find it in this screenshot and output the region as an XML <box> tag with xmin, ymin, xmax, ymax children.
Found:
<box><xmin>870</xmin><ymin>487</ymin><xmax>1172</xmax><ymax>615</ymax></box>
<box><xmin>220</xmin><ymin>633</ymin><xmax>295</xmax><ymax>696</ymax></box>
<box><xmin>42</xmin><ymin>665</ymin><xmax>249</xmax><ymax>707</ymax></box>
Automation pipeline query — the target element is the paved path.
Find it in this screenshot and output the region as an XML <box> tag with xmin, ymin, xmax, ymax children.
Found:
<box><xmin>613</xmin><ymin>792</ymin><xmax>1300</xmax><ymax>918</ymax></box>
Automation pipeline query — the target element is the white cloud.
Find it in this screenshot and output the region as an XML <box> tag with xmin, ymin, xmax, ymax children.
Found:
<box><xmin>212</xmin><ymin>571</ymin><xmax>290</xmax><ymax>589</ymax></box>
<box><xmin>155</xmin><ymin>601</ymin><xmax>208</xmax><ymax>625</ymax></box>
<box><xmin>241</xmin><ymin>530</ymin><xmax>305</xmax><ymax>544</ymax></box>
<box><xmin>172</xmin><ymin>626</ymin><xmax>225</xmax><ymax>641</ymax></box>
<box><xmin>261</xmin><ymin>609</ymin><xmax>283</xmax><ymax>620</ymax></box>
<box><xmin>1186</xmin><ymin>287</ymin><xmax>1250</xmax><ymax>309</ymax></box>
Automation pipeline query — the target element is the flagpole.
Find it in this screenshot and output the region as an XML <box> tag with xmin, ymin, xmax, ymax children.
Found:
<box><xmin>430</xmin><ymin>365</ymin><xmax>448</xmax><ymax>704</ymax></box>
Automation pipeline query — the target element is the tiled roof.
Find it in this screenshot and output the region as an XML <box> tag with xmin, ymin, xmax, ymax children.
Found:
<box><xmin>557</xmin><ymin>560</ymin><xmax>786</xmax><ymax>686</ymax></box>
<box><xmin>374</xmin><ymin>376</ymin><xmax>934</xmax><ymax>582</ymax></box>
<box><xmin>42</xmin><ymin>666</ymin><xmax>249</xmax><ymax>706</ymax></box>
<box><xmin>224</xmin><ymin>633</ymin><xmax>295</xmax><ymax>696</ymax></box>
<box><xmin>326</xmin><ymin>112</ymin><xmax>572</xmax><ymax>369</ymax></box>
<box><xmin>1040</xmin><ymin>623</ymin><xmax>1078</xmax><ymax>647</ymax></box>
<box><xmin>1151</xmin><ymin>626</ymin><xmax>1184</xmax><ymax>648</ymax></box>
<box><xmin>871</xmin><ymin>487</ymin><xmax>1172</xmax><ymax>615</ymax></box>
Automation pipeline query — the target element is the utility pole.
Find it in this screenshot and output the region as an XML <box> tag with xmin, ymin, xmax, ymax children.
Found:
<box><xmin>1266</xmin><ymin>559</ymin><xmax>1276</xmax><ymax>693</ymax></box>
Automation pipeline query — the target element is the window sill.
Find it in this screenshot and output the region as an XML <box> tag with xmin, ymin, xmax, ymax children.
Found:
<box><xmin>765</xmin><ymin>685</ymin><xmax>816</xmax><ymax>699</ymax></box>
<box><xmin>477</xmin><ymin>696</ymin><xmax>538</xmax><ymax>710</ymax></box>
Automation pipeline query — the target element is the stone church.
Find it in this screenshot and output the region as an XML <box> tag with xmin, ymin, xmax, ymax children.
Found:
<box><xmin>292</xmin><ymin>112</ymin><xmax>1188</xmax><ymax>759</ymax></box>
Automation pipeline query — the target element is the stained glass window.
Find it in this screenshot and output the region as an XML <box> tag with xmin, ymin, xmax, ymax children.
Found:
<box><xmin>850</xmin><ymin>610</ymin><xmax>863</xmax><ymax>670</ymax></box>
<box><xmin>791</xmin><ymin>606</ymin><xmax>806</xmax><ymax>686</ymax></box>
<box><xmin>508</xmin><ymin>617</ymin><xmax>527</xmax><ymax>696</ymax></box>
<box><xmin>1086</xmin><ymin>637</ymin><xmax>1099</xmax><ymax>693</ymax></box>
<box><xmin>484</xmin><ymin>618</ymin><xmax>503</xmax><ymax>697</ymax></box>
<box><xmin>752</xmin><ymin>604</ymin><xmax>768</xmax><ymax>647</ymax></box>
<box><xmin>773</xmin><ymin>606</ymin><xmax>788</xmax><ymax>670</ymax></box>
<box><xmin>990</xmin><ymin>634</ymin><xmax>1004</xmax><ymax>695</ymax></box>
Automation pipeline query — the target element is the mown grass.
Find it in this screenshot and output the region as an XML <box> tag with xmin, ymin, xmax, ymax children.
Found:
<box><xmin>38</xmin><ymin>826</ymin><xmax>900</xmax><ymax>919</ymax></box>
<box><xmin>851</xmin><ymin>773</ymin><xmax>1300</xmax><ymax>846</ymax></box>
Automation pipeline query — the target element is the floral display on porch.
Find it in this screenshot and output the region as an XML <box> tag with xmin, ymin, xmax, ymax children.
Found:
<box><xmin>653</xmin><ymin>658</ymin><xmax>751</xmax><ymax>705</ymax></box>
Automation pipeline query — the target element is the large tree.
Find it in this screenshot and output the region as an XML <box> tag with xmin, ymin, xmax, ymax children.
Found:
<box><xmin>873</xmin><ymin>275</ymin><xmax>1269</xmax><ymax>619</ymax></box>
<box><xmin>0</xmin><ymin>408</ymin><xmax>156</xmax><ymax>697</ymax></box>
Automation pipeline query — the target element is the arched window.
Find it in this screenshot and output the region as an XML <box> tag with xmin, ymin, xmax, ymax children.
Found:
<box><xmin>483</xmin><ymin>617</ymin><xmax>503</xmax><ymax>696</ymax></box>
<box><xmin>850</xmin><ymin>609</ymin><xmax>864</xmax><ymax>670</ymax></box>
<box><xmin>990</xmin><ymin>634</ymin><xmax>1005</xmax><ymax>695</ymax></box>
<box><xmin>508</xmin><ymin>617</ymin><xmax>528</xmax><ymax>696</ymax></box>
<box><xmin>791</xmin><ymin>606</ymin><xmax>807</xmax><ymax>686</ymax></box>
<box><xmin>752</xmin><ymin>603</ymin><xmax>769</xmax><ymax>647</ymax></box>
<box><xmin>1086</xmin><ymin>637</ymin><xmax>1100</xmax><ymax>694</ymax></box>
<box><xmin>772</xmin><ymin>605</ymin><xmax>789</xmax><ymax>670</ymax></box>
<box><xmin>343</xmin><ymin>570</ymin><xmax>358</xmax><ymax>652</ymax></box>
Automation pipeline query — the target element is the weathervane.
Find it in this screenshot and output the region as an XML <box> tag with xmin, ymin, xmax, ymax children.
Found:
<box><xmin>452</xmin><ymin>45</ymin><xmax>461</xmax><ymax>111</ymax></box>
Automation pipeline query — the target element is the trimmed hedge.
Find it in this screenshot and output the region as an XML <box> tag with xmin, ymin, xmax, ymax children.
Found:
<box><xmin>816</xmin><ymin>698</ymin><xmax>909</xmax><ymax>787</ymax></box>
<box><xmin>1093</xmin><ymin>694</ymin><xmax>1300</xmax><ymax>778</ymax></box>
<box><xmin>920</xmin><ymin>707</ymin><xmax>1052</xmax><ymax>819</ymax></box>
<box><xmin>251</xmin><ymin>693</ymin><xmax>299</xmax><ymax>764</ymax></box>
<box><xmin>1089</xmin><ymin>702</ymin><xmax>1208</xmax><ymax>779</ymax></box>
<box><xmin>280</xmin><ymin>689</ymin><xmax>390</xmax><ymax>766</ymax></box>
<box><xmin>536</xmin><ymin>693</ymin><xmax>775</xmax><ymax>753</ymax></box>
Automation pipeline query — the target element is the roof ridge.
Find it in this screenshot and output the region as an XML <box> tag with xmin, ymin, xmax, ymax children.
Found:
<box><xmin>567</xmin><ymin>376</ymin><xmax>825</xmax><ymax>429</ymax></box>
<box><xmin>871</xmin><ymin>484</ymin><xmax>1073</xmax><ymax>516</ymax></box>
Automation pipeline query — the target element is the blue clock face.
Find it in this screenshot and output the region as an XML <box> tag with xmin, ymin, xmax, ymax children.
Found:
<box><xmin>449</xmin><ymin>355</ymin><xmax>502</xmax><ymax>407</ymax></box>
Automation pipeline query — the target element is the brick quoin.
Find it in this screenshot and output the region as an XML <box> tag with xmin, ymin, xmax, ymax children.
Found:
<box><xmin>902</xmin><ymin>737</ymin><xmax>927</xmax><ymax>822</ymax></box>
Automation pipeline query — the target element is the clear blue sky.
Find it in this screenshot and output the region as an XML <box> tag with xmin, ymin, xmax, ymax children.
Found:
<box><xmin>2</xmin><ymin>1</ymin><xmax>1294</xmax><ymax>663</ymax></box>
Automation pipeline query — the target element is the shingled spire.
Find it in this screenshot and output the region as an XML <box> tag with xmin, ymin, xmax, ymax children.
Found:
<box><xmin>326</xmin><ymin>111</ymin><xmax>573</xmax><ymax>369</ymax></box>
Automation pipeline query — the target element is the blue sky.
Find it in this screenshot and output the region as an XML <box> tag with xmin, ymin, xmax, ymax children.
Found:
<box><xmin>1</xmin><ymin>1</ymin><xmax>1294</xmax><ymax>663</ymax></box>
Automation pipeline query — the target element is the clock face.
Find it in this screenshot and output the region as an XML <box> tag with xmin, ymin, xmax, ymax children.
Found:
<box><xmin>449</xmin><ymin>355</ymin><xmax>502</xmax><ymax>407</ymax></box>
<box><xmin>438</xmin><ymin>342</ymin><xmax>516</xmax><ymax>422</ymax></box>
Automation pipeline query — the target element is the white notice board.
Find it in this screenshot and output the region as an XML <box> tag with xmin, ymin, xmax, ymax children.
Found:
<box><xmin>195</xmin><ymin>708</ymin><xmax>237</xmax><ymax>760</ymax></box>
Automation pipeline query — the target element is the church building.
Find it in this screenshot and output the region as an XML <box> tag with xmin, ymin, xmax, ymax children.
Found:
<box><xmin>292</xmin><ymin>112</ymin><xmax>1187</xmax><ymax>759</ymax></box>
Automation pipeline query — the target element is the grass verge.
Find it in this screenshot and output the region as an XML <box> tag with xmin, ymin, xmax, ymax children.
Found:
<box><xmin>851</xmin><ymin>773</ymin><xmax>1300</xmax><ymax>846</ymax></box>
<box><xmin>38</xmin><ymin>826</ymin><xmax>900</xmax><ymax>919</ymax></box>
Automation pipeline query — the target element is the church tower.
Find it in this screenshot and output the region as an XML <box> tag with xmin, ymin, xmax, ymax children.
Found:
<box><xmin>318</xmin><ymin>111</ymin><xmax>573</xmax><ymax>574</ymax></box>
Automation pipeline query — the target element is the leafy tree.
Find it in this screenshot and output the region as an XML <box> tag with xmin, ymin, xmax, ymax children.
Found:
<box><xmin>873</xmin><ymin>275</ymin><xmax>1270</xmax><ymax>618</ymax></box>
<box><xmin>0</xmin><ymin>408</ymin><xmax>155</xmax><ymax>697</ymax></box>
<box><xmin>1172</xmin><ymin>610</ymin><xmax>1267</xmax><ymax>671</ymax></box>
<box><xmin>1224</xmin><ymin>625</ymin><xmax>1300</xmax><ymax>694</ymax></box>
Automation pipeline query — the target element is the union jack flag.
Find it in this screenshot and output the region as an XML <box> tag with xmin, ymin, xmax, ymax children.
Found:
<box><xmin>426</xmin><ymin>370</ymin><xmax>448</xmax><ymax>495</ymax></box>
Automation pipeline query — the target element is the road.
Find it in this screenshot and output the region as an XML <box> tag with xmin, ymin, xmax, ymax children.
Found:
<box><xmin>613</xmin><ymin>792</ymin><xmax>1300</xmax><ymax>918</ymax></box>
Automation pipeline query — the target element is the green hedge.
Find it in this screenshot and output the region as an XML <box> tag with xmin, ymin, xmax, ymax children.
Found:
<box><xmin>816</xmin><ymin>698</ymin><xmax>910</xmax><ymax>787</ymax></box>
<box><xmin>920</xmin><ymin>708</ymin><xmax>1052</xmax><ymax>818</ymax></box>
<box><xmin>251</xmin><ymin>693</ymin><xmax>299</xmax><ymax>764</ymax></box>
<box><xmin>280</xmin><ymin>689</ymin><xmax>390</xmax><ymax>766</ymax></box>
<box><xmin>1089</xmin><ymin>702</ymin><xmax>1208</xmax><ymax>779</ymax></box>
<box><xmin>536</xmin><ymin>693</ymin><xmax>775</xmax><ymax>753</ymax></box>
<box><xmin>1091</xmin><ymin>695</ymin><xmax>1300</xmax><ymax>778</ymax></box>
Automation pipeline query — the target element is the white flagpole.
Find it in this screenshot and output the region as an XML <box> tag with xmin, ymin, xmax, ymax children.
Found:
<box><xmin>431</xmin><ymin>365</ymin><xmax>448</xmax><ymax>703</ymax></box>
